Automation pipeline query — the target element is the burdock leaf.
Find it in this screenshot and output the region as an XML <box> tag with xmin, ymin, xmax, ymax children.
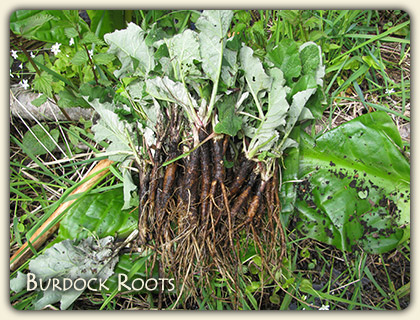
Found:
<box><xmin>221</xmin><ymin>48</ymin><xmax>239</xmax><ymax>88</ymax></box>
<box><xmin>10</xmin><ymin>271</ymin><xmax>27</xmax><ymax>293</ymax></box>
<box><xmin>20</xmin><ymin>236</ymin><xmax>119</xmax><ymax>310</ymax></box>
<box><xmin>239</xmin><ymin>46</ymin><xmax>271</xmax><ymax>102</ymax></box>
<box><xmin>145</xmin><ymin>76</ymin><xmax>199</xmax><ymax>115</ymax></box>
<box><xmin>247</xmin><ymin>69</ymin><xmax>289</xmax><ymax>157</ymax></box>
<box><xmin>104</xmin><ymin>22</ymin><xmax>155</xmax><ymax>78</ymax></box>
<box><xmin>299</xmin><ymin>42</ymin><xmax>325</xmax><ymax>87</ymax></box>
<box><xmin>89</xmin><ymin>99</ymin><xmax>134</xmax><ymax>162</ymax></box>
<box><xmin>164</xmin><ymin>29</ymin><xmax>201</xmax><ymax>80</ymax></box>
<box><xmin>196</xmin><ymin>10</ymin><xmax>233</xmax><ymax>82</ymax></box>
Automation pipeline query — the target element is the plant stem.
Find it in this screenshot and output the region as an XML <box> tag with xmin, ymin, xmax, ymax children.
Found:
<box><xmin>83</xmin><ymin>43</ymin><xmax>99</xmax><ymax>84</ymax></box>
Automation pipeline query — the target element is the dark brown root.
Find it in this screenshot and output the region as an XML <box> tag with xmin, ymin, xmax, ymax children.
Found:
<box><xmin>199</xmin><ymin>128</ymin><xmax>212</xmax><ymax>221</ymax></box>
<box><xmin>229</xmin><ymin>159</ymin><xmax>256</xmax><ymax>196</ymax></box>
<box><xmin>135</xmin><ymin>122</ymin><xmax>286</xmax><ymax>307</ymax></box>
<box><xmin>247</xmin><ymin>178</ymin><xmax>268</xmax><ymax>221</ymax></box>
<box><xmin>230</xmin><ymin>171</ymin><xmax>258</xmax><ymax>217</ymax></box>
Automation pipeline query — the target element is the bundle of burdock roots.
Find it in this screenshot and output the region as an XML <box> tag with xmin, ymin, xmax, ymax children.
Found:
<box><xmin>135</xmin><ymin>106</ymin><xmax>286</xmax><ymax>293</ymax></box>
<box><xmin>89</xmin><ymin>10</ymin><xmax>324</xmax><ymax>296</ymax></box>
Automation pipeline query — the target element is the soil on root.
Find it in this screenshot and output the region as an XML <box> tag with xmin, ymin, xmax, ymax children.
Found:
<box><xmin>135</xmin><ymin>113</ymin><xmax>287</xmax><ymax>309</ymax></box>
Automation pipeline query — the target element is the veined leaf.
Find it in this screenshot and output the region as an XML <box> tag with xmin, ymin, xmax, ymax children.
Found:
<box><xmin>93</xmin><ymin>52</ymin><xmax>115</xmax><ymax>65</ymax></box>
<box><xmin>214</xmin><ymin>94</ymin><xmax>242</xmax><ymax>136</ymax></box>
<box><xmin>299</xmin><ymin>42</ymin><xmax>325</xmax><ymax>87</ymax></box>
<box><xmin>293</xmin><ymin>111</ymin><xmax>410</xmax><ymax>254</ymax></box>
<box><xmin>71</xmin><ymin>49</ymin><xmax>88</xmax><ymax>66</ymax></box>
<box><xmin>247</xmin><ymin>69</ymin><xmax>288</xmax><ymax>158</ymax></box>
<box><xmin>239</xmin><ymin>45</ymin><xmax>271</xmax><ymax>118</ymax></box>
<box><xmin>22</xmin><ymin>124</ymin><xmax>59</xmax><ymax>156</ymax></box>
<box><xmin>89</xmin><ymin>99</ymin><xmax>134</xmax><ymax>162</ymax></box>
<box><xmin>10</xmin><ymin>10</ymin><xmax>89</xmax><ymax>43</ymax></box>
<box><xmin>104</xmin><ymin>22</ymin><xmax>155</xmax><ymax>78</ymax></box>
<box><xmin>267</xmin><ymin>38</ymin><xmax>301</xmax><ymax>85</ymax></box>
<box><xmin>145</xmin><ymin>76</ymin><xmax>199</xmax><ymax>123</ymax></box>
<box><xmin>121</xmin><ymin>163</ymin><xmax>138</xmax><ymax>210</ymax></box>
<box><xmin>196</xmin><ymin>10</ymin><xmax>233</xmax><ymax>120</ymax></box>
<box><xmin>57</xmin><ymin>187</ymin><xmax>138</xmax><ymax>241</ymax></box>
<box><xmin>221</xmin><ymin>48</ymin><xmax>239</xmax><ymax>88</ymax></box>
<box><xmin>165</xmin><ymin>29</ymin><xmax>201</xmax><ymax>80</ymax></box>
<box><xmin>196</xmin><ymin>10</ymin><xmax>233</xmax><ymax>83</ymax></box>
<box><xmin>283</xmin><ymin>87</ymin><xmax>316</xmax><ymax>135</ymax></box>
<box><xmin>33</xmin><ymin>71</ymin><xmax>54</xmax><ymax>97</ymax></box>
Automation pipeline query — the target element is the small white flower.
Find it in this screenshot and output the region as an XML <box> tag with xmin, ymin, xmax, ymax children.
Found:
<box><xmin>20</xmin><ymin>79</ymin><xmax>30</xmax><ymax>90</ymax></box>
<box><xmin>88</xmin><ymin>49</ymin><xmax>93</xmax><ymax>58</ymax></box>
<box><xmin>319</xmin><ymin>304</ymin><xmax>329</xmax><ymax>311</ymax></box>
<box><xmin>10</xmin><ymin>70</ymin><xmax>14</xmax><ymax>78</ymax></box>
<box><xmin>385</xmin><ymin>88</ymin><xmax>395</xmax><ymax>95</ymax></box>
<box><xmin>11</xmin><ymin>50</ymin><xmax>18</xmax><ymax>59</ymax></box>
<box><xmin>69</xmin><ymin>38</ymin><xmax>74</xmax><ymax>46</ymax></box>
<box><xmin>30</xmin><ymin>51</ymin><xmax>36</xmax><ymax>58</ymax></box>
<box><xmin>19</xmin><ymin>63</ymin><xmax>23</xmax><ymax>69</ymax></box>
<box><xmin>51</xmin><ymin>42</ymin><xmax>62</xmax><ymax>56</ymax></box>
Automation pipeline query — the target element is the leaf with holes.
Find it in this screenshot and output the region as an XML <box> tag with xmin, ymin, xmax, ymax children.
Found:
<box><xmin>290</xmin><ymin>111</ymin><xmax>410</xmax><ymax>254</ymax></box>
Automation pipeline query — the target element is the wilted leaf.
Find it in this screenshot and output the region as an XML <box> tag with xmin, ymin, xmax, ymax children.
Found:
<box><xmin>145</xmin><ymin>76</ymin><xmax>198</xmax><ymax>113</ymax></box>
<box><xmin>10</xmin><ymin>236</ymin><xmax>118</xmax><ymax>310</ymax></box>
<box><xmin>247</xmin><ymin>69</ymin><xmax>288</xmax><ymax>157</ymax></box>
<box><xmin>221</xmin><ymin>48</ymin><xmax>239</xmax><ymax>88</ymax></box>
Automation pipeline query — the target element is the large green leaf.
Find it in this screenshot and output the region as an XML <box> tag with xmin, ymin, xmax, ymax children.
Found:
<box><xmin>104</xmin><ymin>22</ymin><xmax>155</xmax><ymax>78</ymax></box>
<box><xmin>10</xmin><ymin>10</ymin><xmax>89</xmax><ymax>43</ymax></box>
<box><xmin>86</xmin><ymin>10</ymin><xmax>126</xmax><ymax>40</ymax></box>
<box><xmin>89</xmin><ymin>98</ymin><xmax>135</xmax><ymax>162</ymax></box>
<box><xmin>196</xmin><ymin>10</ymin><xmax>233</xmax><ymax>83</ymax></box>
<box><xmin>164</xmin><ymin>29</ymin><xmax>201</xmax><ymax>80</ymax></box>
<box><xmin>57</xmin><ymin>187</ymin><xmax>138</xmax><ymax>242</ymax></box>
<box><xmin>290</xmin><ymin>111</ymin><xmax>410</xmax><ymax>254</ymax></box>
